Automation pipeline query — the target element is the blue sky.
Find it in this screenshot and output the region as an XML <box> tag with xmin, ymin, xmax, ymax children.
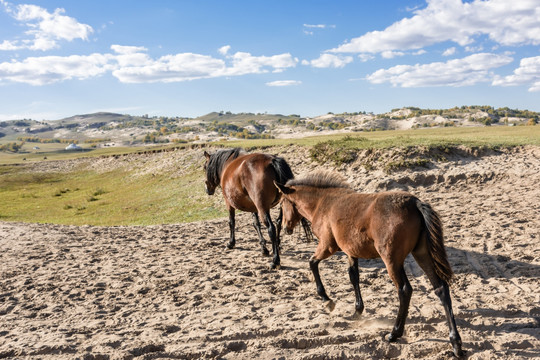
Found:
<box><xmin>0</xmin><ymin>0</ymin><xmax>539</xmax><ymax>120</ymax></box>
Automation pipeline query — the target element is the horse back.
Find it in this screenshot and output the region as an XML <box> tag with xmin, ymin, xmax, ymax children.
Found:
<box><xmin>314</xmin><ymin>190</ymin><xmax>422</xmax><ymax>260</ymax></box>
<box><xmin>221</xmin><ymin>153</ymin><xmax>283</xmax><ymax>212</ymax></box>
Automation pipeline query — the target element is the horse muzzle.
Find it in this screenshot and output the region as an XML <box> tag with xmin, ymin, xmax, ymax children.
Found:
<box><xmin>285</xmin><ymin>227</ymin><xmax>293</xmax><ymax>235</ymax></box>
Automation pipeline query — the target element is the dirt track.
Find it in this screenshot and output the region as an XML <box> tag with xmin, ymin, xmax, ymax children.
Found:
<box><xmin>1</xmin><ymin>146</ymin><xmax>539</xmax><ymax>359</ymax></box>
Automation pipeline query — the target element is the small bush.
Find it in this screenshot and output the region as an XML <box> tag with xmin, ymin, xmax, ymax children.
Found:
<box><xmin>53</xmin><ymin>188</ymin><xmax>70</xmax><ymax>197</ymax></box>
<box><xmin>384</xmin><ymin>158</ymin><xmax>430</xmax><ymax>173</ymax></box>
<box><xmin>93</xmin><ymin>188</ymin><xmax>107</xmax><ymax>196</ymax></box>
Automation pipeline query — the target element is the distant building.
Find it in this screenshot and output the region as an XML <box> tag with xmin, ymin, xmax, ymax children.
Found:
<box><xmin>33</xmin><ymin>146</ymin><xmax>40</xmax><ymax>150</ymax></box>
<box><xmin>65</xmin><ymin>143</ymin><xmax>82</xmax><ymax>151</ymax></box>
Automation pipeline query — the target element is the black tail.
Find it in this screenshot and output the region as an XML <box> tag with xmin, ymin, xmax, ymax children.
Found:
<box><xmin>271</xmin><ymin>156</ymin><xmax>294</xmax><ymax>185</ymax></box>
<box><xmin>272</xmin><ymin>156</ymin><xmax>314</xmax><ymax>243</ymax></box>
<box><xmin>416</xmin><ymin>200</ymin><xmax>454</xmax><ymax>284</ymax></box>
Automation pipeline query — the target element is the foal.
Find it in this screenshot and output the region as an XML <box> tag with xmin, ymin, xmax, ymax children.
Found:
<box><xmin>276</xmin><ymin>171</ymin><xmax>463</xmax><ymax>357</ymax></box>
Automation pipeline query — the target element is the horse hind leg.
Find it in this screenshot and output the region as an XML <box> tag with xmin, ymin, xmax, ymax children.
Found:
<box><xmin>263</xmin><ymin>211</ymin><xmax>280</xmax><ymax>269</ymax></box>
<box><xmin>227</xmin><ymin>208</ymin><xmax>236</xmax><ymax>249</ymax></box>
<box><xmin>252</xmin><ymin>213</ymin><xmax>270</xmax><ymax>256</ymax></box>
<box><xmin>412</xmin><ymin>250</ymin><xmax>463</xmax><ymax>357</ymax></box>
<box><xmin>386</xmin><ymin>264</ymin><xmax>413</xmax><ymax>342</ymax></box>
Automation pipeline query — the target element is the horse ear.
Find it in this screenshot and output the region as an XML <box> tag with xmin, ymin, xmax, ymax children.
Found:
<box><xmin>274</xmin><ymin>180</ymin><xmax>294</xmax><ymax>195</ymax></box>
<box><xmin>203</xmin><ymin>151</ymin><xmax>211</xmax><ymax>160</ymax></box>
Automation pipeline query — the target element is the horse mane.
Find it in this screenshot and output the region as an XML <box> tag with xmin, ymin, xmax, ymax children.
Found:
<box><xmin>285</xmin><ymin>170</ymin><xmax>351</xmax><ymax>189</ymax></box>
<box><xmin>206</xmin><ymin>148</ymin><xmax>245</xmax><ymax>186</ymax></box>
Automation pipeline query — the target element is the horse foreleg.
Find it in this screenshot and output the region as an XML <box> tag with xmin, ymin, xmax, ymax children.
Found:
<box><xmin>252</xmin><ymin>213</ymin><xmax>270</xmax><ymax>256</ymax></box>
<box><xmin>310</xmin><ymin>238</ymin><xmax>337</xmax><ymax>311</ymax></box>
<box><xmin>263</xmin><ymin>212</ymin><xmax>280</xmax><ymax>269</ymax></box>
<box><xmin>386</xmin><ymin>266</ymin><xmax>412</xmax><ymax>342</ymax></box>
<box><xmin>309</xmin><ymin>257</ymin><xmax>335</xmax><ymax>312</ymax></box>
<box><xmin>227</xmin><ymin>208</ymin><xmax>236</xmax><ymax>249</ymax></box>
<box><xmin>275</xmin><ymin>207</ymin><xmax>283</xmax><ymax>248</ymax></box>
<box><xmin>348</xmin><ymin>256</ymin><xmax>364</xmax><ymax>319</ymax></box>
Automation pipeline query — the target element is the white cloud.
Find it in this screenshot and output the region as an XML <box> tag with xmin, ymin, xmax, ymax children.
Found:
<box><xmin>492</xmin><ymin>56</ymin><xmax>540</xmax><ymax>91</ymax></box>
<box><xmin>218</xmin><ymin>45</ymin><xmax>231</xmax><ymax>56</ymax></box>
<box><xmin>442</xmin><ymin>47</ymin><xmax>456</xmax><ymax>56</ymax></box>
<box><xmin>1</xmin><ymin>1</ymin><xmax>93</xmax><ymax>51</ymax></box>
<box><xmin>0</xmin><ymin>40</ymin><xmax>19</xmax><ymax>50</ymax></box>
<box><xmin>330</xmin><ymin>0</ymin><xmax>540</xmax><ymax>54</ymax></box>
<box><xmin>225</xmin><ymin>52</ymin><xmax>298</xmax><ymax>76</ymax></box>
<box><xmin>304</xmin><ymin>24</ymin><xmax>326</xmax><ymax>29</ymax></box>
<box><xmin>111</xmin><ymin>45</ymin><xmax>148</xmax><ymax>55</ymax></box>
<box><xmin>111</xmin><ymin>45</ymin><xmax>152</xmax><ymax>67</ymax></box>
<box><xmin>303</xmin><ymin>54</ymin><xmax>353</xmax><ymax>68</ymax></box>
<box><xmin>303</xmin><ymin>24</ymin><xmax>335</xmax><ymax>29</ymax></box>
<box><xmin>366</xmin><ymin>53</ymin><xmax>513</xmax><ymax>87</ymax></box>
<box><xmin>0</xmin><ymin>44</ymin><xmax>299</xmax><ymax>85</ymax></box>
<box><xmin>0</xmin><ymin>53</ymin><xmax>113</xmax><ymax>85</ymax></box>
<box><xmin>465</xmin><ymin>45</ymin><xmax>484</xmax><ymax>53</ymax></box>
<box><xmin>303</xmin><ymin>24</ymin><xmax>335</xmax><ymax>35</ymax></box>
<box><xmin>112</xmin><ymin>53</ymin><xmax>227</xmax><ymax>83</ymax></box>
<box><xmin>266</xmin><ymin>80</ymin><xmax>302</xmax><ymax>87</ymax></box>
<box><xmin>381</xmin><ymin>50</ymin><xmax>405</xmax><ymax>59</ymax></box>
<box><xmin>358</xmin><ymin>54</ymin><xmax>375</xmax><ymax>62</ymax></box>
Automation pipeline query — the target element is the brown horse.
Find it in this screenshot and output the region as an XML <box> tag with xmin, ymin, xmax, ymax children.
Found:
<box><xmin>204</xmin><ymin>148</ymin><xmax>310</xmax><ymax>269</ymax></box>
<box><xmin>275</xmin><ymin>171</ymin><xmax>463</xmax><ymax>357</ymax></box>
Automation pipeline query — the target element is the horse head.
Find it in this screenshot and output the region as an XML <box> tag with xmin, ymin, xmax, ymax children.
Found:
<box><xmin>203</xmin><ymin>151</ymin><xmax>217</xmax><ymax>195</ymax></box>
<box><xmin>274</xmin><ymin>181</ymin><xmax>301</xmax><ymax>235</ymax></box>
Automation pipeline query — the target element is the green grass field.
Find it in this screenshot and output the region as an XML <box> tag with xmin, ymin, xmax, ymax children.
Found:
<box><xmin>0</xmin><ymin>165</ymin><xmax>225</xmax><ymax>225</ymax></box>
<box><xmin>1</xmin><ymin>125</ymin><xmax>538</xmax><ymax>225</ymax></box>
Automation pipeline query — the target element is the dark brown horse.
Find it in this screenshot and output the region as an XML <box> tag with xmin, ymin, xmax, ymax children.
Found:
<box><xmin>275</xmin><ymin>171</ymin><xmax>463</xmax><ymax>357</ymax></box>
<box><xmin>204</xmin><ymin>148</ymin><xmax>309</xmax><ymax>269</ymax></box>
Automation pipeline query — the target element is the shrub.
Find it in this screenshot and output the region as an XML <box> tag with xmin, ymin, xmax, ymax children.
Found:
<box><xmin>0</xmin><ymin>142</ymin><xmax>24</xmax><ymax>153</ymax></box>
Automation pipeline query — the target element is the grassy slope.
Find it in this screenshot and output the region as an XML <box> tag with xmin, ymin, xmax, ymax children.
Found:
<box><xmin>0</xmin><ymin>164</ymin><xmax>225</xmax><ymax>226</ymax></box>
<box><xmin>0</xmin><ymin>143</ymin><xmax>179</xmax><ymax>164</ymax></box>
<box><xmin>1</xmin><ymin>126</ymin><xmax>538</xmax><ymax>225</ymax></box>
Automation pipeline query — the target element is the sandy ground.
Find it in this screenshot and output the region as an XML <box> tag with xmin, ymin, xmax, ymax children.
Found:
<box><xmin>1</xmin><ymin>147</ymin><xmax>539</xmax><ymax>359</ymax></box>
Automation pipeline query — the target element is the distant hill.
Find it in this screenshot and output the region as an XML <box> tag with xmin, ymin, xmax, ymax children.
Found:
<box><xmin>0</xmin><ymin>106</ymin><xmax>538</xmax><ymax>149</ymax></box>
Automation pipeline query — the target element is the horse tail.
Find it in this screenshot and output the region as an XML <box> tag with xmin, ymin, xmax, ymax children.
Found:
<box><xmin>416</xmin><ymin>200</ymin><xmax>454</xmax><ymax>284</ymax></box>
<box><xmin>271</xmin><ymin>156</ymin><xmax>294</xmax><ymax>185</ymax></box>
<box><xmin>271</xmin><ymin>156</ymin><xmax>314</xmax><ymax>242</ymax></box>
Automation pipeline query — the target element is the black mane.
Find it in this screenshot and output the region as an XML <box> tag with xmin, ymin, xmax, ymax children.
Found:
<box><xmin>206</xmin><ymin>148</ymin><xmax>245</xmax><ymax>186</ymax></box>
<box><xmin>285</xmin><ymin>170</ymin><xmax>350</xmax><ymax>189</ymax></box>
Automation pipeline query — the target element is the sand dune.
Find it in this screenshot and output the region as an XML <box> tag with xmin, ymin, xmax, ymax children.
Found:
<box><xmin>1</xmin><ymin>146</ymin><xmax>539</xmax><ymax>359</ymax></box>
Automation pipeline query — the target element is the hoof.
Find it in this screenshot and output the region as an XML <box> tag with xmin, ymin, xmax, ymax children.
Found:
<box><xmin>453</xmin><ymin>345</ymin><xmax>465</xmax><ymax>358</ymax></box>
<box><xmin>226</xmin><ymin>243</ymin><xmax>235</xmax><ymax>250</ymax></box>
<box><xmin>351</xmin><ymin>310</ymin><xmax>363</xmax><ymax>320</ymax></box>
<box><xmin>385</xmin><ymin>332</ymin><xmax>402</xmax><ymax>343</ymax></box>
<box><xmin>270</xmin><ymin>263</ymin><xmax>281</xmax><ymax>270</ymax></box>
<box><xmin>324</xmin><ymin>299</ymin><xmax>336</xmax><ymax>313</ymax></box>
<box><xmin>262</xmin><ymin>248</ymin><xmax>270</xmax><ymax>256</ymax></box>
